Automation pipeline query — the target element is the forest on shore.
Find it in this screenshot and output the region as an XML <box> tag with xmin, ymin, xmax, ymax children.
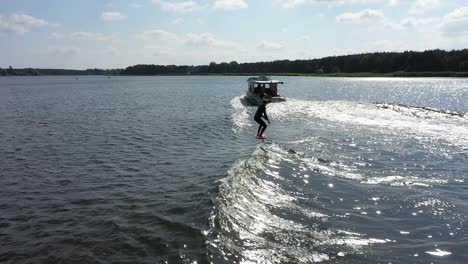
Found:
<box><xmin>0</xmin><ymin>67</ymin><xmax>120</xmax><ymax>76</ymax></box>
<box><xmin>3</xmin><ymin>49</ymin><xmax>468</xmax><ymax>77</ymax></box>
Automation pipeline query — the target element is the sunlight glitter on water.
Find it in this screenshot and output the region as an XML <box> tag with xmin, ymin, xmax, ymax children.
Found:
<box><xmin>425</xmin><ymin>249</ymin><xmax>452</xmax><ymax>257</ymax></box>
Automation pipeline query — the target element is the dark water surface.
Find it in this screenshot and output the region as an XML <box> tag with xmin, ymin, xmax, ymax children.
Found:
<box><xmin>1</xmin><ymin>76</ymin><xmax>467</xmax><ymax>263</ymax></box>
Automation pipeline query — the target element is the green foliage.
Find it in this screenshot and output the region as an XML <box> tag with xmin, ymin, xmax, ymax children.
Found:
<box><xmin>0</xmin><ymin>67</ymin><xmax>122</xmax><ymax>76</ymax></box>
<box><xmin>3</xmin><ymin>49</ymin><xmax>468</xmax><ymax>77</ymax></box>
<box><xmin>119</xmin><ymin>49</ymin><xmax>468</xmax><ymax>76</ymax></box>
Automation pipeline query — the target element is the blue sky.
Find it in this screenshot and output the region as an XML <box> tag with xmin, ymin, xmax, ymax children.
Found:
<box><xmin>1</xmin><ymin>0</ymin><xmax>468</xmax><ymax>69</ymax></box>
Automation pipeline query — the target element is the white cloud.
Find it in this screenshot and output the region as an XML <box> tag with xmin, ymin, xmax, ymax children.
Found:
<box><xmin>214</xmin><ymin>0</ymin><xmax>248</xmax><ymax>10</ymax></box>
<box><xmin>278</xmin><ymin>0</ymin><xmax>395</xmax><ymax>9</ymax></box>
<box><xmin>152</xmin><ymin>0</ymin><xmax>204</xmax><ymax>13</ymax></box>
<box><xmin>400</xmin><ymin>17</ymin><xmax>438</xmax><ymax>28</ymax></box>
<box><xmin>440</xmin><ymin>6</ymin><xmax>468</xmax><ymax>36</ymax></box>
<box><xmin>105</xmin><ymin>47</ymin><xmax>120</xmax><ymax>56</ymax></box>
<box><xmin>366</xmin><ymin>39</ymin><xmax>406</xmax><ymax>52</ymax></box>
<box><xmin>409</xmin><ymin>0</ymin><xmax>440</xmax><ymax>15</ymax></box>
<box><xmin>185</xmin><ymin>32</ymin><xmax>240</xmax><ymax>49</ymax></box>
<box><xmin>134</xmin><ymin>31</ymin><xmax>244</xmax><ymax>64</ymax></box>
<box><xmin>129</xmin><ymin>3</ymin><xmax>143</xmax><ymax>8</ymax></box>
<box><xmin>335</xmin><ymin>6</ymin><xmax>448</xmax><ymax>32</ymax></box>
<box><xmin>257</xmin><ymin>40</ymin><xmax>284</xmax><ymax>51</ymax></box>
<box><xmin>331</xmin><ymin>6</ymin><xmax>468</xmax><ymax>53</ymax></box>
<box><xmin>138</xmin><ymin>30</ymin><xmax>241</xmax><ymax>50</ymax></box>
<box><xmin>172</xmin><ymin>18</ymin><xmax>184</xmax><ymax>24</ymax></box>
<box><xmin>47</xmin><ymin>31</ymin><xmax>117</xmax><ymax>41</ymax></box>
<box><xmin>279</xmin><ymin>0</ymin><xmax>307</xmax><ymax>9</ymax></box>
<box><xmin>101</xmin><ymin>11</ymin><xmax>126</xmax><ymax>21</ymax></box>
<box><xmin>137</xmin><ymin>29</ymin><xmax>179</xmax><ymax>42</ymax></box>
<box><xmin>152</xmin><ymin>49</ymin><xmax>175</xmax><ymax>60</ymax></box>
<box><xmin>48</xmin><ymin>32</ymin><xmax>65</xmax><ymax>40</ymax></box>
<box><xmin>185</xmin><ymin>32</ymin><xmax>215</xmax><ymax>46</ymax></box>
<box><xmin>48</xmin><ymin>46</ymin><xmax>80</xmax><ymax>57</ymax></box>
<box><xmin>71</xmin><ymin>32</ymin><xmax>117</xmax><ymax>41</ymax></box>
<box><xmin>0</xmin><ymin>13</ymin><xmax>48</xmax><ymax>34</ymax></box>
<box><xmin>336</xmin><ymin>9</ymin><xmax>384</xmax><ymax>23</ymax></box>
<box><xmin>335</xmin><ymin>8</ymin><xmax>404</xmax><ymax>29</ymax></box>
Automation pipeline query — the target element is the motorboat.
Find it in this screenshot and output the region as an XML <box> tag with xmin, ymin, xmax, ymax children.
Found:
<box><xmin>246</xmin><ymin>75</ymin><xmax>286</xmax><ymax>105</ymax></box>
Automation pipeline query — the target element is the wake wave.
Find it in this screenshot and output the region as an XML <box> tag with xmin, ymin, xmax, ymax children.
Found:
<box><xmin>206</xmin><ymin>143</ymin><xmax>387</xmax><ymax>263</ymax></box>
<box><xmin>230</xmin><ymin>96</ymin><xmax>468</xmax><ymax>149</ymax></box>
<box><xmin>222</xmin><ymin>96</ymin><xmax>468</xmax><ymax>263</ymax></box>
<box><xmin>299</xmin><ymin>151</ymin><xmax>455</xmax><ymax>186</ymax></box>
<box><xmin>376</xmin><ymin>103</ymin><xmax>465</xmax><ymax>118</ymax></box>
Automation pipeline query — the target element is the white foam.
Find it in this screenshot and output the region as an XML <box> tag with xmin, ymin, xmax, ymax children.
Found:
<box><xmin>324</xmin><ymin>236</ymin><xmax>387</xmax><ymax>247</ymax></box>
<box><xmin>291</xmin><ymin>146</ymin><xmax>448</xmax><ymax>188</ymax></box>
<box><xmin>362</xmin><ymin>175</ymin><xmax>448</xmax><ymax>187</ymax></box>
<box><xmin>267</xmin><ymin>99</ymin><xmax>468</xmax><ymax>150</ymax></box>
<box><xmin>425</xmin><ymin>249</ymin><xmax>452</xmax><ymax>257</ymax></box>
<box><xmin>302</xmin><ymin>157</ymin><xmax>363</xmax><ymax>181</ymax></box>
<box><xmin>230</xmin><ymin>96</ymin><xmax>253</xmax><ymax>132</ymax></box>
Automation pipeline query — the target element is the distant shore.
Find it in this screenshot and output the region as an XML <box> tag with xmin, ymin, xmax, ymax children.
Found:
<box><xmin>2</xmin><ymin>71</ymin><xmax>468</xmax><ymax>78</ymax></box>
<box><xmin>180</xmin><ymin>71</ymin><xmax>468</xmax><ymax>78</ymax></box>
<box><xmin>273</xmin><ymin>71</ymin><xmax>468</xmax><ymax>78</ymax></box>
<box><xmin>3</xmin><ymin>49</ymin><xmax>468</xmax><ymax>78</ymax></box>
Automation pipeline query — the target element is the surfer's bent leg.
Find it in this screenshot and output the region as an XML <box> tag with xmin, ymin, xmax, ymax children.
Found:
<box><xmin>255</xmin><ymin>117</ymin><xmax>267</xmax><ymax>135</ymax></box>
<box><xmin>260</xmin><ymin>122</ymin><xmax>267</xmax><ymax>135</ymax></box>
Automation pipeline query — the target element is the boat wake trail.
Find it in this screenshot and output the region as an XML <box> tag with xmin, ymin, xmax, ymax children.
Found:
<box><xmin>278</xmin><ymin>99</ymin><xmax>467</xmax><ymax>148</ymax></box>
<box><xmin>231</xmin><ymin>96</ymin><xmax>468</xmax><ymax>150</ymax></box>
<box><xmin>205</xmin><ymin>143</ymin><xmax>388</xmax><ymax>263</ymax></box>
<box><xmin>218</xmin><ymin>96</ymin><xmax>468</xmax><ymax>263</ymax></box>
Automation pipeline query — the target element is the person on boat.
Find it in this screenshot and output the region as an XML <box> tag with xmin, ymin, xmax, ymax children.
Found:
<box><xmin>254</xmin><ymin>84</ymin><xmax>265</xmax><ymax>98</ymax></box>
<box><xmin>254</xmin><ymin>99</ymin><xmax>270</xmax><ymax>139</ymax></box>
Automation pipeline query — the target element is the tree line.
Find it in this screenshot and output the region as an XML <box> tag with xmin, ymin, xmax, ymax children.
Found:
<box><xmin>2</xmin><ymin>49</ymin><xmax>468</xmax><ymax>76</ymax></box>
<box><xmin>0</xmin><ymin>67</ymin><xmax>121</xmax><ymax>76</ymax></box>
<box><xmin>120</xmin><ymin>49</ymin><xmax>468</xmax><ymax>75</ymax></box>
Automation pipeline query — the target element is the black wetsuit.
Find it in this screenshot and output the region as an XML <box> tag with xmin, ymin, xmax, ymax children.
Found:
<box><xmin>254</xmin><ymin>103</ymin><xmax>269</xmax><ymax>135</ymax></box>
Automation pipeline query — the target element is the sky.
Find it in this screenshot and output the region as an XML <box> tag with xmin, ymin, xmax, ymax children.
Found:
<box><xmin>1</xmin><ymin>0</ymin><xmax>468</xmax><ymax>69</ymax></box>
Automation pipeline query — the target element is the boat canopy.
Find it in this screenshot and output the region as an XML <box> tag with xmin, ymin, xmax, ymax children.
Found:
<box><xmin>247</xmin><ymin>76</ymin><xmax>283</xmax><ymax>84</ymax></box>
<box><xmin>248</xmin><ymin>80</ymin><xmax>284</xmax><ymax>84</ymax></box>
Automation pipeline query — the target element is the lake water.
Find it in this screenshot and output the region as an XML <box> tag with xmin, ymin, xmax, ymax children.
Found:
<box><xmin>0</xmin><ymin>76</ymin><xmax>467</xmax><ymax>264</ymax></box>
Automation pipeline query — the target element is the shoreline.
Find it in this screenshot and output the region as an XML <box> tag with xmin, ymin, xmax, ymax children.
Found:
<box><xmin>276</xmin><ymin>71</ymin><xmax>468</xmax><ymax>77</ymax></box>
<box><xmin>2</xmin><ymin>71</ymin><xmax>468</xmax><ymax>78</ymax></box>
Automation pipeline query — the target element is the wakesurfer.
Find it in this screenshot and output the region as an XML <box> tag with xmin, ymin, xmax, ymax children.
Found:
<box><xmin>254</xmin><ymin>99</ymin><xmax>270</xmax><ymax>139</ymax></box>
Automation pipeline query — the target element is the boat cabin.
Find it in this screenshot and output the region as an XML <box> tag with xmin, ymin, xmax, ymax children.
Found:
<box><xmin>246</xmin><ymin>75</ymin><xmax>286</xmax><ymax>105</ymax></box>
<box><xmin>247</xmin><ymin>76</ymin><xmax>283</xmax><ymax>97</ymax></box>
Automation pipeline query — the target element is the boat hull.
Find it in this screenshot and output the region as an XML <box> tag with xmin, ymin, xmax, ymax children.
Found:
<box><xmin>245</xmin><ymin>91</ymin><xmax>286</xmax><ymax>106</ymax></box>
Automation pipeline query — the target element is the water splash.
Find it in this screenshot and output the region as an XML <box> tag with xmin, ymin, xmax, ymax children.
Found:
<box><xmin>230</xmin><ymin>96</ymin><xmax>253</xmax><ymax>133</ymax></box>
